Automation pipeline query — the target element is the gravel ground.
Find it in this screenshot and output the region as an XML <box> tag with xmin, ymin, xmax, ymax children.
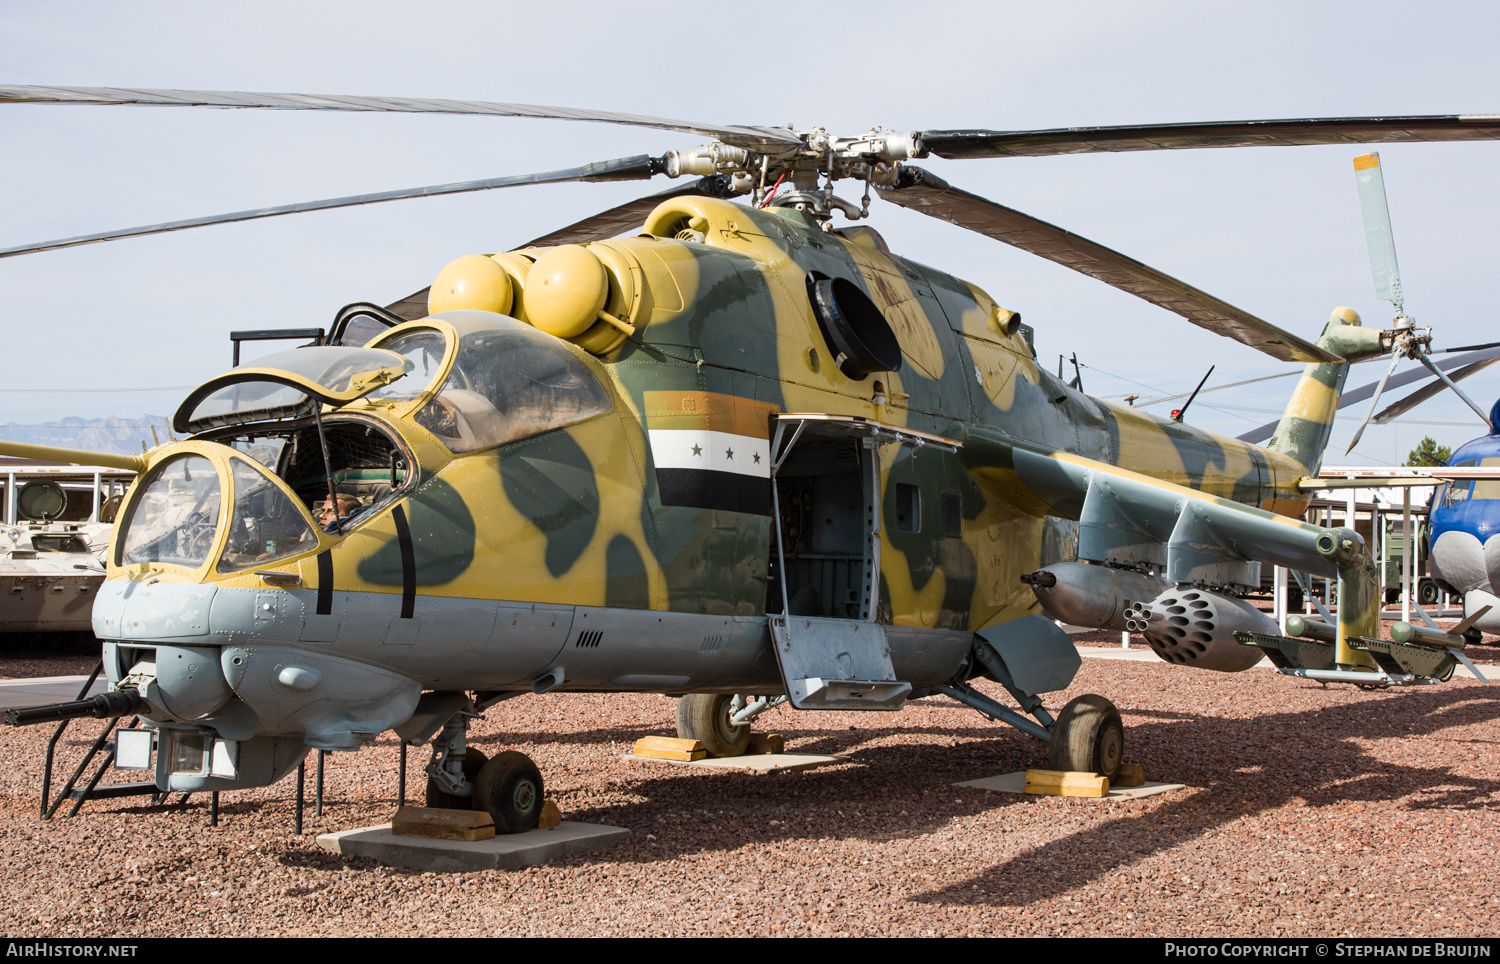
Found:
<box><xmin>2</xmin><ymin>641</ymin><xmax>1499</xmax><ymax>938</ymax></box>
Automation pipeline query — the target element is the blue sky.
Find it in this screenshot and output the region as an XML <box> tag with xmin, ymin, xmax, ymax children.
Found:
<box><xmin>3</xmin><ymin>1</ymin><xmax>1499</xmax><ymax>464</ymax></box>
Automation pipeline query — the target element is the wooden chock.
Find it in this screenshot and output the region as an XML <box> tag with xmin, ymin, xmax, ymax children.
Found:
<box><xmin>632</xmin><ymin>736</ymin><xmax>707</xmax><ymax>761</ymax></box>
<box><xmin>1023</xmin><ymin>769</ymin><xmax>1110</xmax><ymax>799</ymax></box>
<box><xmin>745</xmin><ymin>733</ymin><xmax>785</xmax><ymax>755</ymax></box>
<box><xmin>391</xmin><ymin>805</ymin><xmax>497</xmax><ymax>841</ymax></box>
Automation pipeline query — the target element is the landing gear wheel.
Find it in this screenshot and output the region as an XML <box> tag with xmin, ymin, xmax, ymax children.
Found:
<box><xmin>675</xmin><ymin>694</ymin><xmax>750</xmax><ymax>758</ymax></box>
<box><xmin>1047</xmin><ymin>694</ymin><xmax>1123</xmax><ymax>781</ymax></box>
<box><xmin>424</xmin><ymin>748</ymin><xmax>488</xmax><ymax>810</ymax></box>
<box><xmin>472</xmin><ymin>751</ymin><xmax>544</xmax><ymax>834</ymax></box>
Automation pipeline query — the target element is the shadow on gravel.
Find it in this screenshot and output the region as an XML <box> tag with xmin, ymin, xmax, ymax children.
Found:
<box><xmin>549</xmin><ymin>734</ymin><xmax>1049</xmax><ymax>867</ymax></box>
<box><xmin>908</xmin><ymin>685</ymin><xmax>1500</xmax><ymax>908</ymax></box>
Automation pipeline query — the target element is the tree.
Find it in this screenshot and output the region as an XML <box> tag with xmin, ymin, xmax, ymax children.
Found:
<box><xmin>1405</xmin><ymin>436</ymin><xmax>1452</xmax><ymax>467</ymax></box>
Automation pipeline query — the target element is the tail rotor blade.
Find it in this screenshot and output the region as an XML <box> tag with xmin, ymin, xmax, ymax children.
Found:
<box><xmin>1353</xmin><ymin>153</ymin><xmax>1405</xmax><ymax>313</ymax></box>
<box><xmin>1345</xmin><ymin>353</ymin><xmax>1401</xmax><ymax>454</ymax></box>
<box><xmin>1373</xmin><ymin>355</ymin><xmax>1500</xmax><ymax>425</ymax></box>
<box><xmin>1417</xmin><ymin>352</ymin><xmax>1495</xmax><ymax>429</ymax></box>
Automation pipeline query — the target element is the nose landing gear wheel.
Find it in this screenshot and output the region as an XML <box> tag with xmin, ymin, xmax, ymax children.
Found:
<box><xmin>425</xmin><ymin>748</ymin><xmax>488</xmax><ymax>810</ymax></box>
<box><xmin>675</xmin><ymin>693</ymin><xmax>750</xmax><ymax>757</ymax></box>
<box><xmin>1047</xmin><ymin>694</ymin><xmax>1123</xmax><ymax>781</ymax></box>
<box><xmin>473</xmin><ymin>751</ymin><xmax>544</xmax><ymax>835</ymax></box>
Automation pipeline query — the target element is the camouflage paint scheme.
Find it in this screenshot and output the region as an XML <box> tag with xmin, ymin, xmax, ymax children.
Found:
<box><xmin>89</xmin><ymin>195</ymin><xmax>1384</xmax><ymax>653</ymax></box>
<box><xmin>2</xmin><ymin>192</ymin><xmax>1397</xmax><ymax>784</ymax></box>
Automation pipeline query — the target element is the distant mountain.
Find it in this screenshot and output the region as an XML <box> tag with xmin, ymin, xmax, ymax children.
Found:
<box><xmin>0</xmin><ymin>416</ymin><xmax>171</xmax><ymax>456</ymax></box>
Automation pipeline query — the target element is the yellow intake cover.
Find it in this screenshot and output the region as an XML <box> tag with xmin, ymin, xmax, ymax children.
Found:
<box><xmin>428</xmin><ymin>254</ymin><xmax>513</xmax><ymax>316</ymax></box>
<box><xmin>524</xmin><ymin>245</ymin><xmax>609</xmax><ymax>339</ymax></box>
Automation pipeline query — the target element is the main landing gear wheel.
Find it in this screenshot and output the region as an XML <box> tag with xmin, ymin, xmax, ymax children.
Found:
<box><xmin>676</xmin><ymin>694</ymin><xmax>750</xmax><ymax>758</ymax></box>
<box><xmin>473</xmin><ymin>751</ymin><xmax>544</xmax><ymax>834</ymax></box>
<box><xmin>425</xmin><ymin>748</ymin><xmax>488</xmax><ymax>810</ymax></box>
<box><xmin>1047</xmin><ymin>694</ymin><xmax>1123</xmax><ymax>781</ymax></box>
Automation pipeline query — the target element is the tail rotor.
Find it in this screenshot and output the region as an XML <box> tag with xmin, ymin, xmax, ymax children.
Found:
<box><xmin>1345</xmin><ymin>153</ymin><xmax>1493</xmax><ymax>454</ymax></box>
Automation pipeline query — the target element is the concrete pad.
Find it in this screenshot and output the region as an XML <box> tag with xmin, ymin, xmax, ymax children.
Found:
<box><xmin>316</xmin><ymin>821</ymin><xmax>628</xmax><ymax>872</ymax></box>
<box><xmin>0</xmin><ymin>674</ymin><xmax>106</xmax><ymax>710</ymax></box>
<box><xmin>621</xmin><ymin>751</ymin><xmax>848</xmax><ymax>774</ymax></box>
<box><xmin>956</xmin><ymin>770</ymin><xmax>1186</xmax><ymax>801</ymax></box>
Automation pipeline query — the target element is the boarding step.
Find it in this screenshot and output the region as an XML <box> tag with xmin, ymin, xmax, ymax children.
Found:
<box><xmin>69</xmin><ymin>782</ymin><xmax>159</xmax><ymax>802</ymax></box>
<box><xmin>769</xmin><ymin>615</ymin><xmax>910</xmax><ymax>710</ymax></box>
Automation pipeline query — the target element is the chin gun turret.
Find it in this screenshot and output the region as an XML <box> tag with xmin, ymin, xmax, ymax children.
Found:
<box><xmin>4</xmin><ymin>688</ymin><xmax>147</xmax><ymax>727</ymax></box>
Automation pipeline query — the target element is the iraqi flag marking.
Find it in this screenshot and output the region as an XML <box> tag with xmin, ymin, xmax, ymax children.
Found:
<box><xmin>644</xmin><ymin>391</ymin><xmax>778</xmax><ymax>515</ymax></box>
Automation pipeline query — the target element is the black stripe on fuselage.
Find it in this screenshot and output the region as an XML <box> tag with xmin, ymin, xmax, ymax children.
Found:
<box><xmin>656</xmin><ymin>468</ymin><xmax>771</xmax><ymax>515</ymax></box>
<box><xmin>316</xmin><ymin>550</ymin><xmax>333</xmax><ymax>615</ymax></box>
<box><xmin>392</xmin><ymin>504</ymin><xmax>416</xmax><ymax>618</ymax></box>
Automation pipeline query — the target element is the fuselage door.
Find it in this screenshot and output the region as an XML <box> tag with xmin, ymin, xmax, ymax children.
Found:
<box><xmin>766</xmin><ymin>414</ymin><xmax>960</xmax><ymax>710</ymax></box>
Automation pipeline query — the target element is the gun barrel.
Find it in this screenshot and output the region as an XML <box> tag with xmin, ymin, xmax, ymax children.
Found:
<box><xmin>3</xmin><ymin>689</ymin><xmax>146</xmax><ymax>727</ymax></box>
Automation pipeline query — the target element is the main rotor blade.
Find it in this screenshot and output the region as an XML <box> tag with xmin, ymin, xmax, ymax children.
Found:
<box><xmin>919</xmin><ymin>115</ymin><xmax>1500</xmax><ymax>160</ymax></box>
<box><xmin>1372</xmin><ymin>355</ymin><xmax>1500</xmax><ymax>425</ymax></box>
<box><xmin>0</xmin><ymin>155</ymin><xmax>662</xmax><ymax>259</ymax></box>
<box><xmin>1236</xmin><ymin>346</ymin><xmax>1500</xmax><ymax>443</ymax></box>
<box><xmin>878</xmin><ymin>166</ymin><xmax>1339</xmax><ymax>363</ymax></box>
<box><xmin>0</xmin><ymin>85</ymin><xmax>801</xmax><ymax>152</ymax></box>
<box><xmin>383</xmin><ymin>176</ymin><xmax>744</xmax><ymax>321</ymax></box>
<box><xmin>1353</xmin><ymin>153</ymin><xmax>1404</xmax><ymax>313</ymax></box>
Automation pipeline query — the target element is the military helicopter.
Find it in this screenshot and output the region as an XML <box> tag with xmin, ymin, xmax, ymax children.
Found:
<box><xmin>3</xmin><ymin>86</ymin><xmax>1499</xmax><ymax>834</ymax></box>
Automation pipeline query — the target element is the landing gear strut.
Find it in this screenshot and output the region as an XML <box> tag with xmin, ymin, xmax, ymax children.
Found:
<box><xmin>424</xmin><ymin>699</ymin><xmax>544</xmax><ymax>833</ymax></box>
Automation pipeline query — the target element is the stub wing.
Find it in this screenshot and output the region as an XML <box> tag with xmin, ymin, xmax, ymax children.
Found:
<box><xmin>964</xmin><ymin>434</ymin><xmax>1381</xmax><ymax>664</ymax></box>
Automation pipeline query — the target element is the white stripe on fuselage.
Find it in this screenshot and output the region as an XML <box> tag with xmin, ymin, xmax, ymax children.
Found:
<box><xmin>647</xmin><ymin>429</ymin><xmax>770</xmax><ymax>478</ymax></box>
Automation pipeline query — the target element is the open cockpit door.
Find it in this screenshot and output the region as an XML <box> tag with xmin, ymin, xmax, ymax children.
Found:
<box><xmin>767</xmin><ymin>414</ymin><xmax>960</xmax><ymax>710</ymax></box>
<box><xmin>173</xmin><ymin>346</ymin><xmax>413</xmax><ymax>434</ymax></box>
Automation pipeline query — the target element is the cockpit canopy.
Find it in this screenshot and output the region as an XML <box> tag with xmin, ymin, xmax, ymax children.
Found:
<box><xmin>115</xmin><ymin>451</ymin><xmax>321</xmax><ymax>572</ymax></box>
<box><xmin>365</xmin><ymin>311</ymin><xmax>613</xmax><ymax>454</ymax></box>
<box><xmin>174</xmin><ymin>312</ymin><xmax>612</xmax><ymax>456</ymax></box>
<box><xmin>173</xmin><ymin>346</ymin><xmax>412</xmax><ymax>434</ymax></box>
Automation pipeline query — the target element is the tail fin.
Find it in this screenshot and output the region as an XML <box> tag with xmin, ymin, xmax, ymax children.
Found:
<box><xmin>1266</xmin><ymin>307</ymin><xmax>1384</xmax><ymax>474</ymax></box>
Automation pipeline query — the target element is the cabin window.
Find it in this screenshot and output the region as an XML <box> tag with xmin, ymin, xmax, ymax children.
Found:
<box><xmin>896</xmin><ymin>483</ymin><xmax>921</xmax><ymax>532</ymax></box>
<box><xmin>1441</xmin><ymin>481</ymin><xmax>1473</xmax><ymax>508</ymax></box>
<box><xmin>940</xmin><ymin>491</ymin><xmax>962</xmax><ymax>537</ymax></box>
<box><xmin>1473</xmin><ymin>457</ymin><xmax>1500</xmax><ymax>501</ymax></box>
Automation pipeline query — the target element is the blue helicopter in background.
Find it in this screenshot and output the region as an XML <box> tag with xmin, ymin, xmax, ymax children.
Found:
<box><xmin>1426</xmin><ymin>398</ymin><xmax>1500</xmax><ymax>634</ymax></box>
